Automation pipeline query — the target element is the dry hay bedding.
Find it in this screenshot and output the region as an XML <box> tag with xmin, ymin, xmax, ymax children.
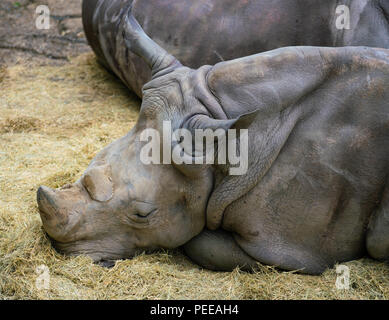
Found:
<box><xmin>0</xmin><ymin>54</ymin><xmax>388</xmax><ymax>300</ymax></box>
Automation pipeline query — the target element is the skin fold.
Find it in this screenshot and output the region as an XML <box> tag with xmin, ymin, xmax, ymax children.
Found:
<box><xmin>37</xmin><ymin>3</ymin><xmax>389</xmax><ymax>274</ymax></box>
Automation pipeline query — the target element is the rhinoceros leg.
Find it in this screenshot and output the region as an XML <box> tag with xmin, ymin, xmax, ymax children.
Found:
<box><xmin>183</xmin><ymin>229</ymin><xmax>258</xmax><ymax>271</ymax></box>
<box><xmin>366</xmin><ymin>187</ymin><xmax>389</xmax><ymax>262</ymax></box>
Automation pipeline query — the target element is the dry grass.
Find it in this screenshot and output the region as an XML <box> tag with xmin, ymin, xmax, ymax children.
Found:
<box><xmin>0</xmin><ymin>54</ymin><xmax>388</xmax><ymax>300</ymax></box>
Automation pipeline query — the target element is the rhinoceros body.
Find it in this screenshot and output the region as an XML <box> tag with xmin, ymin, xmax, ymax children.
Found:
<box><xmin>191</xmin><ymin>47</ymin><xmax>389</xmax><ymax>273</ymax></box>
<box><xmin>37</xmin><ymin>4</ymin><xmax>389</xmax><ymax>274</ymax></box>
<box><xmin>83</xmin><ymin>0</ymin><xmax>389</xmax><ymax>97</ymax></box>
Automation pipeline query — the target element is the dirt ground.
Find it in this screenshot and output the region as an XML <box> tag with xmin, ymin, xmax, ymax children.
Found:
<box><xmin>0</xmin><ymin>0</ymin><xmax>388</xmax><ymax>300</ymax></box>
<box><xmin>0</xmin><ymin>0</ymin><xmax>90</xmax><ymax>66</ymax></box>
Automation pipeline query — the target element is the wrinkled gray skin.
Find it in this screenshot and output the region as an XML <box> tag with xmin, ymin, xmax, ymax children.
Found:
<box><xmin>38</xmin><ymin>6</ymin><xmax>389</xmax><ymax>274</ymax></box>
<box><xmin>82</xmin><ymin>0</ymin><xmax>389</xmax><ymax>97</ymax></box>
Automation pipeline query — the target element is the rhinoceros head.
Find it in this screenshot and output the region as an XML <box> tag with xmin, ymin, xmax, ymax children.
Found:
<box><xmin>37</xmin><ymin>126</ymin><xmax>212</xmax><ymax>264</ymax></box>
<box><xmin>37</xmin><ymin>5</ymin><xmax>242</xmax><ymax>264</ymax></box>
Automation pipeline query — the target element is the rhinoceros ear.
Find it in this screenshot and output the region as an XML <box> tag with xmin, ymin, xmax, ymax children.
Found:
<box><xmin>82</xmin><ymin>164</ymin><xmax>114</xmax><ymax>202</ymax></box>
<box><xmin>171</xmin><ymin>110</ymin><xmax>259</xmax><ymax>176</ymax></box>
<box><xmin>184</xmin><ymin>110</ymin><xmax>259</xmax><ymax>135</ymax></box>
<box><xmin>119</xmin><ymin>4</ymin><xmax>182</xmax><ymax>78</ymax></box>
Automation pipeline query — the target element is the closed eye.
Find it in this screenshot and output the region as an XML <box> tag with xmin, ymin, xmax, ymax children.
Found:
<box><xmin>129</xmin><ymin>201</ymin><xmax>158</xmax><ymax>223</ymax></box>
<box><xmin>134</xmin><ymin>208</ymin><xmax>157</xmax><ymax>219</ymax></box>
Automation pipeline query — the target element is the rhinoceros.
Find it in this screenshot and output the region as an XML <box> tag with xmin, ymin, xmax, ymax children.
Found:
<box><xmin>82</xmin><ymin>0</ymin><xmax>389</xmax><ymax>97</ymax></box>
<box><xmin>38</xmin><ymin>6</ymin><xmax>389</xmax><ymax>274</ymax></box>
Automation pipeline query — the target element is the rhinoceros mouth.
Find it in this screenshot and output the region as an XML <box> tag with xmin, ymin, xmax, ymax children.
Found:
<box><xmin>49</xmin><ymin>237</ymin><xmax>143</xmax><ymax>263</ymax></box>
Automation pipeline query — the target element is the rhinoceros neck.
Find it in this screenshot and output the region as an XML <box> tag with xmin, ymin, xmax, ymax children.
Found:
<box><xmin>206</xmin><ymin>105</ymin><xmax>302</xmax><ymax>230</ymax></box>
